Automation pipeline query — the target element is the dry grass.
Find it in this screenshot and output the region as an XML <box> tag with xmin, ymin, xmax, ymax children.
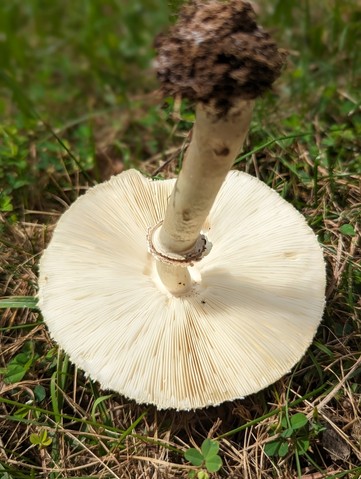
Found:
<box><xmin>1</xmin><ymin>130</ymin><xmax>360</xmax><ymax>477</ymax></box>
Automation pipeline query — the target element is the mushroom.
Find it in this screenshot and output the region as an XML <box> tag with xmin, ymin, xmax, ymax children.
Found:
<box><xmin>38</xmin><ymin>0</ymin><xmax>326</xmax><ymax>410</ymax></box>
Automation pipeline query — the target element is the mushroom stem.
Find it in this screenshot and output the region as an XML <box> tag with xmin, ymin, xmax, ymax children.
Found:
<box><xmin>151</xmin><ymin>0</ymin><xmax>286</xmax><ymax>295</ymax></box>
<box><xmin>155</xmin><ymin>99</ymin><xmax>254</xmax><ymax>294</ymax></box>
<box><xmin>156</xmin><ymin>261</ymin><xmax>192</xmax><ymax>296</ymax></box>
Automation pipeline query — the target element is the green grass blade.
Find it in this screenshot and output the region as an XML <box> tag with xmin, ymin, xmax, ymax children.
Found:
<box><xmin>91</xmin><ymin>394</ymin><xmax>113</xmax><ymax>423</ymax></box>
<box><xmin>0</xmin><ymin>296</ymin><xmax>39</xmax><ymax>309</ymax></box>
<box><xmin>118</xmin><ymin>411</ymin><xmax>147</xmax><ymax>443</ymax></box>
<box><xmin>50</xmin><ymin>371</ymin><xmax>61</xmax><ymax>424</ymax></box>
<box><xmin>233</xmin><ymin>132</ymin><xmax>312</xmax><ymax>164</ymax></box>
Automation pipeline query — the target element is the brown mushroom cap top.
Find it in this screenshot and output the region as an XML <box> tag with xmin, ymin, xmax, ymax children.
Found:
<box><xmin>155</xmin><ymin>0</ymin><xmax>287</xmax><ymax>110</ymax></box>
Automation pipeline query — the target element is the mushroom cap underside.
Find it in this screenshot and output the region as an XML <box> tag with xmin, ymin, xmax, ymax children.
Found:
<box><xmin>38</xmin><ymin>169</ymin><xmax>326</xmax><ymax>410</ymax></box>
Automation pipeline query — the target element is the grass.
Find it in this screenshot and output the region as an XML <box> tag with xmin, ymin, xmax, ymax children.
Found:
<box><xmin>0</xmin><ymin>0</ymin><xmax>360</xmax><ymax>477</ymax></box>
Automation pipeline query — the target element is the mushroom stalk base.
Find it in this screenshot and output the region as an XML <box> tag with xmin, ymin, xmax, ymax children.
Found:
<box><xmin>155</xmin><ymin>99</ymin><xmax>254</xmax><ymax>295</ymax></box>
<box><xmin>156</xmin><ymin>262</ymin><xmax>192</xmax><ymax>296</ymax></box>
<box><xmin>148</xmin><ymin>222</ymin><xmax>210</xmax><ymax>295</ymax></box>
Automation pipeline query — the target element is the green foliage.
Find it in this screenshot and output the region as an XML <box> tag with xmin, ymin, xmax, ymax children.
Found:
<box><xmin>30</xmin><ymin>429</ymin><xmax>52</xmax><ymax>448</ymax></box>
<box><xmin>265</xmin><ymin>412</ymin><xmax>326</xmax><ymax>459</ymax></box>
<box><xmin>168</xmin><ymin>0</ymin><xmax>187</xmax><ymax>21</ymax></box>
<box><xmin>185</xmin><ymin>439</ymin><xmax>222</xmax><ymax>478</ymax></box>
<box><xmin>340</xmin><ymin>224</ymin><xmax>356</xmax><ymax>237</ymax></box>
<box><xmin>0</xmin><ymin>125</ymin><xmax>32</xmax><ymax>212</ymax></box>
<box><xmin>34</xmin><ymin>384</ymin><xmax>47</xmax><ymax>403</ymax></box>
<box><xmin>0</xmin><ymin>341</ymin><xmax>38</xmax><ymax>384</ymax></box>
<box><xmin>0</xmin><ymin>0</ymin><xmax>170</xmax><ymax>214</ymax></box>
<box><xmin>0</xmin><ymin>0</ymin><xmax>169</xmax><ymax>100</ymax></box>
<box><xmin>185</xmin><ymin>449</ymin><xmax>204</xmax><ymax>467</ymax></box>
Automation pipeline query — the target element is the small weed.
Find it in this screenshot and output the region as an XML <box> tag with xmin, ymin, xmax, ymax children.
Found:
<box><xmin>185</xmin><ymin>439</ymin><xmax>222</xmax><ymax>478</ymax></box>
<box><xmin>0</xmin><ymin>341</ymin><xmax>38</xmax><ymax>384</ymax></box>
<box><xmin>29</xmin><ymin>429</ymin><xmax>52</xmax><ymax>449</ymax></box>
<box><xmin>265</xmin><ymin>412</ymin><xmax>326</xmax><ymax>459</ymax></box>
<box><xmin>339</xmin><ymin>223</ymin><xmax>356</xmax><ymax>237</ymax></box>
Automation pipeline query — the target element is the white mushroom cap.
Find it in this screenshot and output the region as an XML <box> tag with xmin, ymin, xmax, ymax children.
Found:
<box><xmin>38</xmin><ymin>169</ymin><xmax>326</xmax><ymax>410</ymax></box>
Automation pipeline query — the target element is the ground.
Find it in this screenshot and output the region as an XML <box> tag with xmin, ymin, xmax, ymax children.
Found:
<box><xmin>0</xmin><ymin>1</ymin><xmax>360</xmax><ymax>478</ymax></box>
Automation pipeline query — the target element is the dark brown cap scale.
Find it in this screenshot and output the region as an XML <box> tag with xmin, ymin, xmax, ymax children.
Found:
<box><xmin>155</xmin><ymin>0</ymin><xmax>287</xmax><ymax>108</ymax></box>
